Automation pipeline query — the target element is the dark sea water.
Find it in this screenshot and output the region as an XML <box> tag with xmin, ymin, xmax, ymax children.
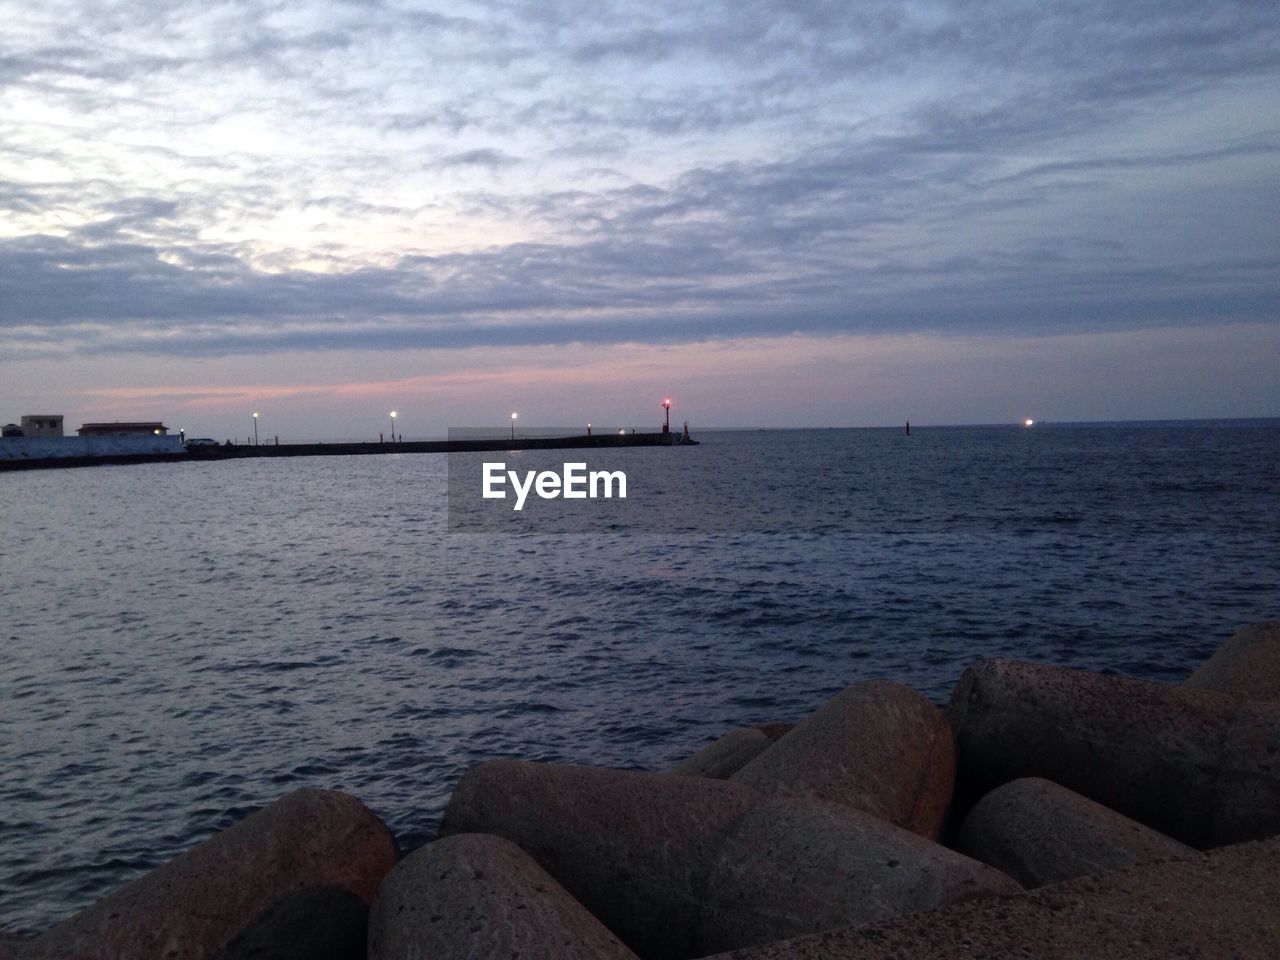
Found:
<box><xmin>3</xmin><ymin>421</ymin><xmax>1279</xmax><ymax>934</ymax></box>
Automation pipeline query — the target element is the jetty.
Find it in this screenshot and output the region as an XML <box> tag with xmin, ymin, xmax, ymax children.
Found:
<box><xmin>0</xmin><ymin>432</ymin><xmax>695</xmax><ymax>472</ymax></box>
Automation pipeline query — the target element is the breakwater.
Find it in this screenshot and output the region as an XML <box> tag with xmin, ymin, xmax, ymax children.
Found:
<box><xmin>0</xmin><ymin>431</ymin><xmax>690</xmax><ymax>471</ymax></box>
<box><xmin>8</xmin><ymin>622</ymin><xmax>1279</xmax><ymax>959</ymax></box>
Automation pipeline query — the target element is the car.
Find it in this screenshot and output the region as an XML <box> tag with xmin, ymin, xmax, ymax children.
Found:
<box><xmin>185</xmin><ymin>438</ymin><xmax>219</xmax><ymax>447</ymax></box>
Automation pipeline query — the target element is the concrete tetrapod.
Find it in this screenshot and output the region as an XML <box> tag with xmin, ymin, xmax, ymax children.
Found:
<box><xmin>956</xmin><ymin>777</ymin><xmax>1195</xmax><ymax>887</ymax></box>
<box><xmin>1184</xmin><ymin>620</ymin><xmax>1280</xmax><ymax>701</ymax></box>
<box><xmin>439</xmin><ymin>760</ymin><xmax>762</xmax><ymax>959</ymax></box>
<box><xmin>702</xmin><ymin>836</ymin><xmax>1280</xmax><ymax>960</ymax></box>
<box><xmin>699</xmin><ymin>797</ymin><xmax>1021</xmax><ymax>954</ymax></box>
<box><xmin>211</xmin><ymin>887</ymin><xmax>369</xmax><ymax>960</ymax></box>
<box><xmin>732</xmin><ymin>680</ymin><xmax>955</xmax><ymax>838</ymax></box>
<box><xmin>754</xmin><ymin>722</ymin><xmax>793</xmax><ymax>741</ymax></box>
<box><xmin>671</xmin><ymin>728</ymin><xmax>774</xmax><ymax>779</ymax></box>
<box><xmin>949</xmin><ymin>658</ymin><xmax>1280</xmax><ymax>847</ymax></box>
<box><xmin>368</xmin><ymin>833</ymin><xmax>638</xmax><ymax>960</ymax></box>
<box><xmin>22</xmin><ymin>788</ymin><xmax>397</xmax><ymax>960</ymax></box>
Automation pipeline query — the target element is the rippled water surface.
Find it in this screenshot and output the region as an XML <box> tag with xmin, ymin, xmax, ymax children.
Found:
<box><xmin>3</xmin><ymin>421</ymin><xmax>1279</xmax><ymax>933</ymax></box>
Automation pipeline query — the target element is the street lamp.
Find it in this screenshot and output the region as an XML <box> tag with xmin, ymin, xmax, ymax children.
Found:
<box><xmin>252</xmin><ymin>411</ymin><xmax>259</xmax><ymax>446</ymax></box>
<box><xmin>662</xmin><ymin>397</ymin><xmax>672</xmax><ymax>434</ymax></box>
<box><xmin>390</xmin><ymin>410</ymin><xmax>398</xmax><ymax>442</ymax></box>
<box><xmin>587</xmin><ymin>422</ymin><xmax>592</xmax><ymax>436</ymax></box>
<box><xmin>511</xmin><ymin>411</ymin><xmax>518</xmax><ymax>441</ymax></box>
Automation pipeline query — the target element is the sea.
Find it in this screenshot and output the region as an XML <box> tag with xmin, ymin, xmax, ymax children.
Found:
<box><xmin>2</xmin><ymin>420</ymin><xmax>1278</xmax><ymax>935</ymax></box>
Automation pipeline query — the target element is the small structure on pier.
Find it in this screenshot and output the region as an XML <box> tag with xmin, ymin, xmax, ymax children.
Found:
<box><xmin>22</xmin><ymin>414</ymin><xmax>64</xmax><ymax>438</ymax></box>
<box><xmin>78</xmin><ymin>421</ymin><xmax>170</xmax><ymax>437</ymax></box>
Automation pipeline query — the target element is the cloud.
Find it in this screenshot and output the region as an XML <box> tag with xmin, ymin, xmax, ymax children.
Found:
<box><xmin>0</xmin><ymin>1</ymin><xmax>1276</xmax><ymax>362</ymax></box>
<box><xmin>569</xmin><ymin>28</ymin><xmax>684</xmax><ymax>64</ymax></box>
<box><xmin>430</xmin><ymin>148</ymin><xmax>522</xmax><ymax>170</ymax></box>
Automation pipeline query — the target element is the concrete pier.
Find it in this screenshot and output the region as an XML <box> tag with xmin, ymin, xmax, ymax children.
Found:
<box><xmin>0</xmin><ymin>432</ymin><xmax>693</xmax><ymax>471</ymax></box>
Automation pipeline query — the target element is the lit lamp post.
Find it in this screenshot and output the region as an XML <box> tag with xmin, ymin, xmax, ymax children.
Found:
<box><xmin>511</xmin><ymin>411</ymin><xmax>518</xmax><ymax>442</ymax></box>
<box><xmin>253</xmin><ymin>411</ymin><xmax>259</xmax><ymax>446</ymax></box>
<box><xmin>662</xmin><ymin>397</ymin><xmax>672</xmax><ymax>434</ymax></box>
<box><xmin>390</xmin><ymin>410</ymin><xmax>397</xmax><ymax>442</ymax></box>
<box><xmin>587</xmin><ymin>422</ymin><xmax>592</xmax><ymax>436</ymax></box>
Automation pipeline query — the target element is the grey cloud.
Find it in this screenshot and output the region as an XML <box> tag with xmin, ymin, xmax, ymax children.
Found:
<box><xmin>0</xmin><ymin>46</ymin><xmax>187</xmax><ymax>87</ymax></box>
<box><xmin>6</xmin><ymin>106</ymin><xmax>1278</xmax><ymax>350</ymax></box>
<box><xmin>517</xmin><ymin>89</ymin><xmax>784</xmax><ymax>137</ymax></box>
<box><xmin>2</xmin><ymin>0</ymin><xmax>1277</xmax><ymax>361</ymax></box>
<box><xmin>991</xmin><ymin>138</ymin><xmax>1280</xmax><ymax>185</ymax></box>
<box><xmin>0</xmin><ymin>179</ymin><xmax>43</xmax><ymax>213</ymax></box>
<box><xmin>570</xmin><ymin>29</ymin><xmax>683</xmax><ymax>64</ymax></box>
<box><xmin>431</xmin><ymin>149</ymin><xmax>522</xmax><ymax>169</ymax></box>
<box><xmin>3</xmin><ymin>153</ymin><xmax>1274</xmax><ymax>357</ymax></box>
<box><xmin>383</xmin><ymin>106</ymin><xmax>482</xmax><ymax>134</ymax></box>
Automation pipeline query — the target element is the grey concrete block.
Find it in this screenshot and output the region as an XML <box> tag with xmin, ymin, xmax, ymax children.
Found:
<box><xmin>956</xmin><ymin>777</ymin><xmax>1194</xmax><ymax>887</ymax></box>
<box><xmin>1185</xmin><ymin>621</ymin><xmax>1280</xmax><ymax>701</ymax></box>
<box><xmin>672</xmin><ymin>728</ymin><xmax>773</xmax><ymax>779</ymax></box>
<box><xmin>211</xmin><ymin>887</ymin><xmax>367</xmax><ymax>960</ymax></box>
<box><xmin>699</xmin><ymin>797</ymin><xmax>1020</xmax><ymax>954</ymax></box>
<box><xmin>368</xmin><ymin>833</ymin><xmax>637</xmax><ymax>960</ymax></box>
<box><xmin>732</xmin><ymin>680</ymin><xmax>955</xmax><ymax>838</ymax></box>
<box><xmin>24</xmin><ymin>789</ymin><xmax>396</xmax><ymax>960</ymax></box>
<box><xmin>439</xmin><ymin>759</ymin><xmax>761</xmax><ymax>958</ymax></box>
<box><xmin>701</xmin><ymin>836</ymin><xmax>1280</xmax><ymax>960</ymax></box>
<box><xmin>949</xmin><ymin>658</ymin><xmax>1280</xmax><ymax>847</ymax></box>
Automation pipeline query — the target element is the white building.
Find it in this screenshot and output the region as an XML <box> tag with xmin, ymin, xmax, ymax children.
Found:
<box><xmin>20</xmin><ymin>414</ymin><xmax>65</xmax><ymax>438</ymax></box>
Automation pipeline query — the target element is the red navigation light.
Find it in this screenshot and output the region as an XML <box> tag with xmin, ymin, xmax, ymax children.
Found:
<box><xmin>662</xmin><ymin>397</ymin><xmax>672</xmax><ymax>408</ymax></box>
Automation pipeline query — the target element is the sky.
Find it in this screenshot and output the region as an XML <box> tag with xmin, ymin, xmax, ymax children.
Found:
<box><xmin>2</xmin><ymin>0</ymin><xmax>1278</xmax><ymax>438</ymax></box>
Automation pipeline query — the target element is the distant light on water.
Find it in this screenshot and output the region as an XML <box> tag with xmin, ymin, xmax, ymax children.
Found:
<box><xmin>1025</xmin><ymin>418</ymin><xmax>1035</xmax><ymax>427</ymax></box>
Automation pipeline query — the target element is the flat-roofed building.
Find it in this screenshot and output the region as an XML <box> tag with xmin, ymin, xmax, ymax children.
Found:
<box><xmin>77</xmin><ymin>421</ymin><xmax>169</xmax><ymax>436</ymax></box>
<box><xmin>21</xmin><ymin>414</ymin><xmax>64</xmax><ymax>438</ymax></box>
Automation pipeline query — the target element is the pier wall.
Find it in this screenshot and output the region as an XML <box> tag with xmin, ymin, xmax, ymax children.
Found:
<box><xmin>0</xmin><ymin>436</ymin><xmax>184</xmax><ymax>461</ymax></box>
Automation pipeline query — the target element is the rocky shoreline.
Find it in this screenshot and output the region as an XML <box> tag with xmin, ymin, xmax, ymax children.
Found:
<box><xmin>5</xmin><ymin>622</ymin><xmax>1278</xmax><ymax>959</ymax></box>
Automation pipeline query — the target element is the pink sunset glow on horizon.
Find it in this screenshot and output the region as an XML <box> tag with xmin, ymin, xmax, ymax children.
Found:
<box><xmin>9</xmin><ymin>324</ymin><xmax>1277</xmax><ymax>442</ymax></box>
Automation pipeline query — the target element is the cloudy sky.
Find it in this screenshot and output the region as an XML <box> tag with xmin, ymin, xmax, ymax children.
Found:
<box><xmin>3</xmin><ymin>0</ymin><xmax>1278</xmax><ymax>437</ymax></box>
